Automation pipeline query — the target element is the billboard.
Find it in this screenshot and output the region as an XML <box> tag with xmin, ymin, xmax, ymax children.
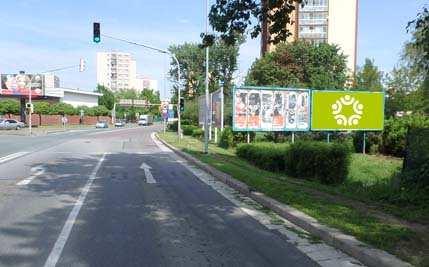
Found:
<box><xmin>233</xmin><ymin>87</ymin><xmax>310</xmax><ymax>131</ymax></box>
<box><xmin>311</xmin><ymin>91</ymin><xmax>384</xmax><ymax>131</ymax></box>
<box><xmin>1</xmin><ymin>74</ymin><xmax>44</xmax><ymax>96</ymax></box>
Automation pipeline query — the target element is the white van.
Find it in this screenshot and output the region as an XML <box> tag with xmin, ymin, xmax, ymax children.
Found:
<box><xmin>138</xmin><ymin>115</ymin><xmax>153</xmax><ymax>126</ymax></box>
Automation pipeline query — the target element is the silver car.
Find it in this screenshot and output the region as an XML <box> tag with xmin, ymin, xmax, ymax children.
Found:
<box><xmin>0</xmin><ymin>119</ymin><xmax>25</xmax><ymax>130</ymax></box>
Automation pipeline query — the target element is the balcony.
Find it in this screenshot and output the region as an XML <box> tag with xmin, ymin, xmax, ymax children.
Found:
<box><xmin>299</xmin><ymin>18</ymin><xmax>328</xmax><ymax>26</ymax></box>
<box><xmin>299</xmin><ymin>31</ymin><xmax>327</xmax><ymax>39</ymax></box>
<box><xmin>300</xmin><ymin>5</ymin><xmax>328</xmax><ymax>12</ymax></box>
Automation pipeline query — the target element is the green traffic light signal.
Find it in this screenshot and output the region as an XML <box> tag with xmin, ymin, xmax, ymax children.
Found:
<box><xmin>93</xmin><ymin>22</ymin><xmax>100</xmax><ymax>43</ymax></box>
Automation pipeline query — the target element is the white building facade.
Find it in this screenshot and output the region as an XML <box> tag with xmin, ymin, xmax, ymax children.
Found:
<box><xmin>134</xmin><ymin>75</ymin><xmax>158</xmax><ymax>93</ymax></box>
<box><xmin>96</xmin><ymin>52</ymin><xmax>137</xmax><ymax>92</ymax></box>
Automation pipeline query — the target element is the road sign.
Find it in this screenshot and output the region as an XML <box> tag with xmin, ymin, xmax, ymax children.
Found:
<box><xmin>311</xmin><ymin>91</ymin><xmax>384</xmax><ymax>131</ymax></box>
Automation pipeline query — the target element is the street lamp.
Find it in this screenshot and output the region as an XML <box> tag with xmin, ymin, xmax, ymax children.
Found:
<box><xmin>203</xmin><ymin>0</ymin><xmax>210</xmax><ymax>153</ymax></box>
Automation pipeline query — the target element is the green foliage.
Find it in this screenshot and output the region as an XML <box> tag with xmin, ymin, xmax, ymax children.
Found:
<box><xmin>208</xmin><ymin>0</ymin><xmax>304</xmax><ymax>46</ymax></box>
<box><xmin>182</xmin><ymin>125</ymin><xmax>199</xmax><ymax>136</ymax></box>
<box><xmin>0</xmin><ymin>99</ymin><xmax>20</xmax><ymax>115</ymax></box>
<box><xmin>236</xmin><ymin>142</ymin><xmax>289</xmax><ymax>172</ymax></box>
<box><xmin>402</xmin><ymin>127</ymin><xmax>429</xmax><ymax>188</ymax></box>
<box><xmin>90</xmin><ymin>105</ymin><xmax>110</xmax><ymax>116</ymax></box>
<box><xmin>245</xmin><ymin>41</ymin><xmax>348</xmax><ymax>89</ymax></box>
<box><xmin>385</xmin><ymin>65</ymin><xmax>425</xmax><ymax>116</ymax></box>
<box><xmin>50</xmin><ymin>103</ymin><xmax>76</xmax><ymax>115</ymax></box>
<box><xmin>352</xmin><ymin>132</ymin><xmax>382</xmax><ymax>154</ymax></box>
<box><xmin>169</xmin><ymin>39</ymin><xmax>239</xmax><ymax>99</ymax></box>
<box><xmin>285</xmin><ymin>141</ymin><xmax>351</xmax><ymax>184</ymax></box>
<box><xmin>33</xmin><ymin>102</ymin><xmax>51</xmax><ymax>115</ymax></box>
<box><xmin>168</xmin><ymin>121</ymin><xmax>178</xmax><ymax>132</ymax></box>
<box><xmin>96</xmin><ymin>85</ymin><xmax>115</xmax><ymax>110</ymax></box>
<box><xmin>181</xmin><ymin>99</ymin><xmax>199</xmax><ymax>125</ymax></box>
<box><xmin>191</xmin><ymin>128</ymin><xmax>204</xmax><ymax>138</ymax></box>
<box><xmin>353</xmin><ymin>58</ymin><xmax>384</xmax><ymax>92</ymax></box>
<box><xmin>381</xmin><ymin>115</ymin><xmax>429</xmax><ymax>157</ymax></box>
<box><xmin>218</xmin><ymin>127</ymin><xmax>234</xmax><ymax>149</ymax></box>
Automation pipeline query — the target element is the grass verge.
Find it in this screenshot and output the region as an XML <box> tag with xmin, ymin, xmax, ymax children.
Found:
<box><xmin>159</xmin><ymin>132</ymin><xmax>428</xmax><ymax>266</ymax></box>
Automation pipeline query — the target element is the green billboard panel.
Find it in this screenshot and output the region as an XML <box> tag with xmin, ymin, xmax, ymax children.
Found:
<box><xmin>311</xmin><ymin>91</ymin><xmax>384</xmax><ymax>131</ymax></box>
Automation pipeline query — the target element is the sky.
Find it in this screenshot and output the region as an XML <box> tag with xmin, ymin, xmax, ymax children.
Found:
<box><xmin>0</xmin><ymin>0</ymin><xmax>427</xmax><ymax>100</ymax></box>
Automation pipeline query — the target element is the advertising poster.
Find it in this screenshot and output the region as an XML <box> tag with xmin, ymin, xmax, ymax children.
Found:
<box><xmin>234</xmin><ymin>89</ymin><xmax>248</xmax><ymax>130</ymax></box>
<box><xmin>261</xmin><ymin>91</ymin><xmax>273</xmax><ymax>129</ymax></box>
<box><xmin>211</xmin><ymin>89</ymin><xmax>222</xmax><ymax>128</ymax></box>
<box><xmin>297</xmin><ymin>92</ymin><xmax>309</xmax><ymax>129</ymax></box>
<box><xmin>311</xmin><ymin>91</ymin><xmax>384</xmax><ymax>131</ymax></box>
<box><xmin>1</xmin><ymin>74</ymin><xmax>44</xmax><ymax>96</ymax></box>
<box><xmin>272</xmin><ymin>91</ymin><xmax>285</xmax><ymax>129</ymax></box>
<box><xmin>233</xmin><ymin>87</ymin><xmax>310</xmax><ymax>132</ymax></box>
<box><xmin>247</xmin><ymin>90</ymin><xmax>261</xmax><ymax>129</ymax></box>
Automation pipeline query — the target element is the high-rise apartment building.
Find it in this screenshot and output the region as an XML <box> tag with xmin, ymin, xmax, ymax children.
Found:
<box><xmin>96</xmin><ymin>52</ymin><xmax>137</xmax><ymax>92</ymax></box>
<box><xmin>263</xmin><ymin>0</ymin><xmax>358</xmax><ymax>73</ymax></box>
<box><xmin>134</xmin><ymin>75</ymin><xmax>158</xmax><ymax>93</ymax></box>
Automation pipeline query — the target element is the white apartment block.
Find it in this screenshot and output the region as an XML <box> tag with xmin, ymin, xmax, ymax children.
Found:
<box><xmin>265</xmin><ymin>0</ymin><xmax>358</xmax><ymax>74</ymax></box>
<box><xmin>96</xmin><ymin>52</ymin><xmax>137</xmax><ymax>92</ymax></box>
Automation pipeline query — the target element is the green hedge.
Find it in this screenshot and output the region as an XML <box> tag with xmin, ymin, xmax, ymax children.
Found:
<box><xmin>191</xmin><ymin>128</ymin><xmax>204</xmax><ymax>138</ymax></box>
<box><xmin>285</xmin><ymin>142</ymin><xmax>351</xmax><ymax>184</ymax></box>
<box><xmin>236</xmin><ymin>142</ymin><xmax>289</xmax><ymax>172</ymax></box>
<box><xmin>218</xmin><ymin>127</ymin><xmax>234</xmax><ymax>149</ymax></box>
<box><xmin>182</xmin><ymin>125</ymin><xmax>198</xmax><ymax>136</ymax></box>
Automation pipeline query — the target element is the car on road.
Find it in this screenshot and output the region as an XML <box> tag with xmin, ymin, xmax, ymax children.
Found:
<box><xmin>0</xmin><ymin>119</ymin><xmax>25</xmax><ymax>130</ymax></box>
<box><xmin>95</xmin><ymin>121</ymin><xmax>109</xmax><ymax>128</ymax></box>
<box><xmin>138</xmin><ymin>115</ymin><xmax>153</xmax><ymax>126</ymax></box>
<box><xmin>114</xmin><ymin>120</ymin><xmax>125</xmax><ymax>127</ymax></box>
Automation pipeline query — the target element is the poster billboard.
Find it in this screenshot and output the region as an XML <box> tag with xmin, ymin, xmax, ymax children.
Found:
<box><xmin>311</xmin><ymin>91</ymin><xmax>384</xmax><ymax>131</ymax></box>
<box><xmin>0</xmin><ymin>74</ymin><xmax>44</xmax><ymax>96</ymax></box>
<box><xmin>233</xmin><ymin>87</ymin><xmax>310</xmax><ymax>131</ymax></box>
<box><xmin>211</xmin><ymin>89</ymin><xmax>222</xmax><ymax>128</ymax></box>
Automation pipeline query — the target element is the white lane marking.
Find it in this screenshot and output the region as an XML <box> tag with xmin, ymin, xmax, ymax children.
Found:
<box><xmin>150</xmin><ymin>132</ymin><xmax>171</xmax><ymax>152</ymax></box>
<box><xmin>44</xmin><ymin>153</ymin><xmax>107</xmax><ymax>267</ymax></box>
<box><xmin>17</xmin><ymin>166</ymin><xmax>45</xmax><ymax>186</ymax></box>
<box><xmin>140</xmin><ymin>162</ymin><xmax>156</xmax><ymax>184</ymax></box>
<box><xmin>0</xmin><ymin>151</ymin><xmax>29</xmax><ymax>164</ymax></box>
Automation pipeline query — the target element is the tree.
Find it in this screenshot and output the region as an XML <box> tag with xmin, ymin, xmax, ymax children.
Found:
<box><xmin>96</xmin><ymin>85</ymin><xmax>115</xmax><ymax>110</ymax></box>
<box><xmin>353</xmin><ymin>58</ymin><xmax>383</xmax><ymax>92</ymax></box>
<box><xmin>385</xmin><ymin>65</ymin><xmax>424</xmax><ymax>117</ymax></box>
<box><xmin>169</xmin><ymin>39</ymin><xmax>239</xmax><ymax>99</ymax></box>
<box><xmin>33</xmin><ymin>101</ymin><xmax>51</xmax><ymax>125</ymax></box>
<box><xmin>207</xmin><ymin>0</ymin><xmax>304</xmax><ymax>53</ymax></box>
<box><xmin>50</xmin><ymin>103</ymin><xmax>76</xmax><ymax>115</ymax></box>
<box><xmin>0</xmin><ymin>99</ymin><xmax>20</xmax><ymax>115</ymax></box>
<box><xmin>406</xmin><ymin>7</ymin><xmax>429</xmax><ymax>113</ymax></box>
<box><xmin>245</xmin><ymin>41</ymin><xmax>348</xmax><ymax>89</ymax></box>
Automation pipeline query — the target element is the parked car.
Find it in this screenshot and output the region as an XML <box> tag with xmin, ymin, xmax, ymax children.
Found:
<box><xmin>95</xmin><ymin>121</ymin><xmax>109</xmax><ymax>128</ymax></box>
<box><xmin>114</xmin><ymin>120</ymin><xmax>125</xmax><ymax>127</ymax></box>
<box><xmin>138</xmin><ymin>115</ymin><xmax>153</xmax><ymax>126</ymax></box>
<box><xmin>0</xmin><ymin>119</ymin><xmax>25</xmax><ymax>130</ymax></box>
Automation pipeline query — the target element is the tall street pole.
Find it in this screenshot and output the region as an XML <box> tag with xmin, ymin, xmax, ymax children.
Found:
<box><xmin>203</xmin><ymin>0</ymin><xmax>210</xmax><ymax>154</ymax></box>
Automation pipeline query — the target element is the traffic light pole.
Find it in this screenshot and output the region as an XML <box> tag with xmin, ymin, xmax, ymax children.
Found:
<box><xmin>100</xmin><ymin>33</ymin><xmax>182</xmax><ymax>139</ymax></box>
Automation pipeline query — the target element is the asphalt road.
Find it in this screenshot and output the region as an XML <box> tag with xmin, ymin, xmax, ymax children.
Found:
<box><xmin>0</xmin><ymin>125</ymin><xmax>320</xmax><ymax>266</ymax></box>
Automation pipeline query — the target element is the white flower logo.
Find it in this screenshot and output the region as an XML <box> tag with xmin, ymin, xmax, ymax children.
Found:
<box><xmin>331</xmin><ymin>95</ymin><xmax>364</xmax><ymax>126</ymax></box>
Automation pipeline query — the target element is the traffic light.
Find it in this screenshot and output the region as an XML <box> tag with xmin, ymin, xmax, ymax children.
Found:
<box><xmin>25</xmin><ymin>103</ymin><xmax>34</xmax><ymax>114</ymax></box>
<box><xmin>93</xmin><ymin>22</ymin><xmax>100</xmax><ymax>43</ymax></box>
<box><xmin>79</xmin><ymin>58</ymin><xmax>86</xmax><ymax>72</ymax></box>
<box><xmin>179</xmin><ymin>97</ymin><xmax>185</xmax><ymax>112</ymax></box>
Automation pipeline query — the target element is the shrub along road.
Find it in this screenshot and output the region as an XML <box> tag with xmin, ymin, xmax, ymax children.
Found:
<box><xmin>158</xmin><ymin>132</ymin><xmax>428</xmax><ymax>266</ymax></box>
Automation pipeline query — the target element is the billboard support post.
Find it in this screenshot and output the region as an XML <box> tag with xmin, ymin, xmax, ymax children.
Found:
<box><xmin>247</xmin><ymin>132</ymin><xmax>250</xmax><ymax>144</ymax></box>
<box><xmin>292</xmin><ymin>132</ymin><xmax>295</xmax><ymax>144</ymax></box>
<box><xmin>327</xmin><ymin>132</ymin><xmax>330</xmax><ymax>143</ymax></box>
<box><xmin>363</xmin><ymin>132</ymin><xmax>366</xmax><ymax>155</ymax></box>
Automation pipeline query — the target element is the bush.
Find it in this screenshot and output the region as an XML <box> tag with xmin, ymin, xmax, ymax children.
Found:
<box><xmin>353</xmin><ymin>131</ymin><xmax>382</xmax><ymax>154</ymax></box>
<box><xmin>285</xmin><ymin>141</ymin><xmax>351</xmax><ymax>184</ymax></box>
<box><xmin>182</xmin><ymin>125</ymin><xmax>198</xmax><ymax>136</ymax></box>
<box><xmin>236</xmin><ymin>142</ymin><xmax>289</xmax><ymax>172</ymax></box>
<box><xmin>168</xmin><ymin>121</ymin><xmax>178</xmax><ymax>131</ymax></box>
<box><xmin>0</xmin><ymin>99</ymin><xmax>20</xmax><ymax>115</ymax></box>
<box><xmin>402</xmin><ymin>127</ymin><xmax>429</xmax><ymax>188</ymax></box>
<box><xmin>181</xmin><ymin>99</ymin><xmax>198</xmax><ymax>125</ymax></box>
<box><xmin>218</xmin><ymin>127</ymin><xmax>234</xmax><ymax>149</ymax></box>
<box><xmin>381</xmin><ymin>115</ymin><xmax>429</xmax><ymax>157</ymax></box>
<box><xmin>191</xmin><ymin>128</ymin><xmax>204</xmax><ymax>138</ymax></box>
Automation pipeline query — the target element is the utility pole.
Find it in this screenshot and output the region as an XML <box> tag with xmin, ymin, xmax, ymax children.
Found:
<box><xmin>203</xmin><ymin>0</ymin><xmax>210</xmax><ymax>153</ymax></box>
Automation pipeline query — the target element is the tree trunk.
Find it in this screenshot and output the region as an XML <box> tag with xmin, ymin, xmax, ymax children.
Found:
<box><xmin>260</xmin><ymin>0</ymin><xmax>270</xmax><ymax>56</ymax></box>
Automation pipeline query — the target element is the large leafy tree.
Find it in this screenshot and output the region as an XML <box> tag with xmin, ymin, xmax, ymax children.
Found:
<box><xmin>169</xmin><ymin>39</ymin><xmax>239</xmax><ymax>99</ymax></box>
<box><xmin>353</xmin><ymin>58</ymin><xmax>383</xmax><ymax>92</ymax></box>
<box><xmin>245</xmin><ymin>41</ymin><xmax>347</xmax><ymax>89</ymax></box>
<box><xmin>95</xmin><ymin>85</ymin><xmax>115</xmax><ymax>110</ymax></box>
<box><xmin>206</xmin><ymin>0</ymin><xmax>304</xmax><ymax>52</ymax></box>
<box><xmin>0</xmin><ymin>99</ymin><xmax>20</xmax><ymax>115</ymax></box>
<box><xmin>385</xmin><ymin>65</ymin><xmax>425</xmax><ymax>117</ymax></box>
<box><xmin>406</xmin><ymin>7</ymin><xmax>429</xmax><ymax>113</ymax></box>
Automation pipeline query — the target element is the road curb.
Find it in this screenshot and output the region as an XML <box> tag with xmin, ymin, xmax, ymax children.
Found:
<box><xmin>155</xmin><ymin>133</ymin><xmax>412</xmax><ymax>267</ymax></box>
